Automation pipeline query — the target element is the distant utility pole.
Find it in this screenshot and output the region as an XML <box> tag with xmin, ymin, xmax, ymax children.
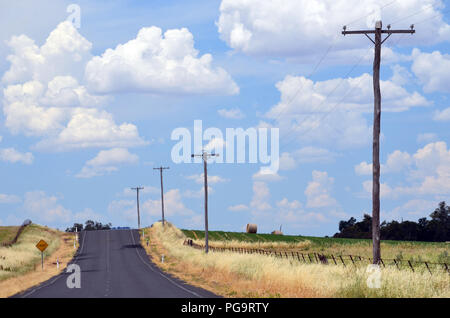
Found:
<box><xmin>153</xmin><ymin>166</ymin><xmax>169</xmax><ymax>226</ymax></box>
<box><xmin>191</xmin><ymin>151</ymin><xmax>219</xmax><ymax>254</ymax></box>
<box><xmin>131</xmin><ymin>186</ymin><xmax>144</xmax><ymax>230</ymax></box>
<box><xmin>343</xmin><ymin>21</ymin><xmax>415</xmax><ymax>264</ymax></box>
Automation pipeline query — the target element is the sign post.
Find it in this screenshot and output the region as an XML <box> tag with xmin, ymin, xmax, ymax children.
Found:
<box><xmin>35</xmin><ymin>239</ymin><xmax>49</xmax><ymax>270</ymax></box>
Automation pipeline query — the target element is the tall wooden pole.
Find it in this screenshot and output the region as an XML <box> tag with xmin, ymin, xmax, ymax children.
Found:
<box><xmin>342</xmin><ymin>21</ymin><xmax>415</xmax><ymax>264</ymax></box>
<box><xmin>131</xmin><ymin>187</ymin><xmax>144</xmax><ymax>230</ymax></box>
<box><xmin>137</xmin><ymin>188</ymin><xmax>140</xmax><ymax>230</ymax></box>
<box><xmin>372</xmin><ymin>21</ymin><xmax>382</xmax><ymax>264</ymax></box>
<box><xmin>203</xmin><ymin>154</ymin><xmax>209</xmax><ymax>254</ymax></box>
<box><xmin>160</xmin><ymin>170</ymin><xmax>165</xmax><ymax>226</ymax></box>
<box><xmin>154</xmin><ymin>166</ymin><xmax>169</xmax><ymax>226</ymax></box>
<box><xmin>191</xmin><ymin>151</ymin><xmax>219</xmax><ymax>254</ymax></box>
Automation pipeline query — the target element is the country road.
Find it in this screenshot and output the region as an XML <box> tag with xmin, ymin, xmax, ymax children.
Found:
<box><xmin>13</xmin><ymin>229</ymin><xmax>218</xmax><ymax>298</ymax></box>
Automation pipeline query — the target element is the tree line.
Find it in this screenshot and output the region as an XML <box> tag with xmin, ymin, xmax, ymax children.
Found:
<box><xmin>65</xmin><ymin>220</ymin><xmax>112</xmax><ymax>232</ymax></box>
<box><xmin>334</xmin><ymin>201</ymin><xmax>450</xmax><ymax>242</ymax></box>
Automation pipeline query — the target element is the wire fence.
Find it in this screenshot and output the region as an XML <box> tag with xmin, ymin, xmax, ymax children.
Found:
<box><xmin>183</xmin><ymin>239</ymin><xmax>449</xmax><ymax>275</ymax></box>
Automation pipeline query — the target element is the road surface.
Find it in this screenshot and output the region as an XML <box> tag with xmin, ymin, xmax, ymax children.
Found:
<box><xmin>13</xmin><ymin>229</ymin><xmax>218</xmax><ymax>298</ymax></box>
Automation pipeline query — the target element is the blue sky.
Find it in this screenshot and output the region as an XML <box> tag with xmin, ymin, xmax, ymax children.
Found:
<box><xmin>0</xmin><ymin>0</ymin><xmax>449</xmax><ymax>236</ymax></box>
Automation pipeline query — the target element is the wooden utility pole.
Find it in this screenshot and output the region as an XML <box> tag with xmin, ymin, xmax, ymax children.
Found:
<box><xmin>191</xmin><ymin>151</ymin><xmax>219</xmax><ymax>254</ymax></box>
<box><xmin>153</xmin><ymin>166</ymin><xmax>169</xmax><ymax>226</ymax></box>
<box><xmin>343</xmin><ymin>21</ymin><xmax>415</xmax><ymax>264</ymax></box>
<box><xmin>131</xmin><ymin>187</ymin><xmax>144</xmax><ymax>229</ymax></box>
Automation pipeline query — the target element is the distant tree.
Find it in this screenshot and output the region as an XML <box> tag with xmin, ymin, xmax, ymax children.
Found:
<box><xmin>84</xmin><ymin>220</ymin><xmax>95</xmax><ymax>231</ymax></box>
<box><xmin>65</xmin><ymin>220</ymin><xmax>112</xmax><ymax>232</ymax></box>
<box><xmin>333</xmin><ymin>201</ymin><xmax>450</xmax><ymax>242</ymax></box>
<box><xmin>339</xmin><ymin>217</ymin><xmax>356</xmax><ymax>231</ymax></box>
<box><xmin>65</xmin><ymin>223</ymin><xmax>83</xmax><ymax>232</ymax></box>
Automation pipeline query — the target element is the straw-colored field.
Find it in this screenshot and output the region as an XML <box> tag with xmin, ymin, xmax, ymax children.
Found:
<box><xmin>0</xmin><ymin>224</ymin><xmax>77</xmax><ymax>297</ymax></box>
<box><xmin>143</xmin><ymin>222</ymin><xmax>450</xmax><ymax>298</ymax></box>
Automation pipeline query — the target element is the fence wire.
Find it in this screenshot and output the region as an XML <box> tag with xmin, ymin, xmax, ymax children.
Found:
<box><xmin>183</xmin><ymin>239</ymin><xmax>449</xmax><ymax>275</ymax></box>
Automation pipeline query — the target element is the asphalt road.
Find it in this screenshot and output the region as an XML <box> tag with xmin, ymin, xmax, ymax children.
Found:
<box><xmin>13</xmin><ymin>229</ymin><xmax>218</xmax><ymax>298</ymax></box>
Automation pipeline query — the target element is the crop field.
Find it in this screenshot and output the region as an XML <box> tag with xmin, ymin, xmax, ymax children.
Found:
<box><xmin>181</xmin><ymin>229</ymin><xmax>450</xmax><ymax>264</ymax></box>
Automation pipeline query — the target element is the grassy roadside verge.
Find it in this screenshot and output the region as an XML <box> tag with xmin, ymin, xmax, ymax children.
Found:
<box><xmin>0</xmin><ymin>224</ymin><xmax>77</xmax><ymax>297</ymax></box>
<box><xmin>143</xmin><ymin>222</ymin><xmax>450</xmax><ymax>298</ymax></box>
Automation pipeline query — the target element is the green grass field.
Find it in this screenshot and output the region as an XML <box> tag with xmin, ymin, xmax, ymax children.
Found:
<box><xmin>181</xmin><ymin>229</ymin><xmax>450</xmax><ymax>264</ymax></box>
<box><xmin>181</xmin><ymin>229</ymin><xmax>446</xmax><ymax>246</ymax></box>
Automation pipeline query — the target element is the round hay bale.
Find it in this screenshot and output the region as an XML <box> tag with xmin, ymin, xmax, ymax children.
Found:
<box><xmin>271</xmin><ymin>230</ymin><xmax>283</xmax><ymax>235</ymax></box>
<box><xmin>246</xmin><ymin>223</ymin><xmax>257</xmax><ymax>234</ymax></box>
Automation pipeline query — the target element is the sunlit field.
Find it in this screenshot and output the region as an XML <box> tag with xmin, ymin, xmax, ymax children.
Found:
<box><xmin>144</xmin><ymin>222</ymin><xmax>450</xmax><ymax>298</ymax></box>
<box><xmin>0</xmin><ymin>224</ymin><xmax>60</xmax><ymax>281</ymax></box>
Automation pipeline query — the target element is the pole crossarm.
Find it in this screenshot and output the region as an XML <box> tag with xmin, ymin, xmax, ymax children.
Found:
<box><xmin>343</xmin><ymin>29</ymin><xmax>414</xmax><ymax>45</ymax></box>
<box><xmin>191</xmin><ymin>150</ymin><xmax>219</xmax><ymax>161</ymax></box>
<box><xmin>342</xmin><ymin>30</ymin><xmax>415</xmax><ymax>35</ymax></box>
<box><xmin>153</xmin><ymin>167</ymin><xmax>170</xmax><ymax>171</ymax></box>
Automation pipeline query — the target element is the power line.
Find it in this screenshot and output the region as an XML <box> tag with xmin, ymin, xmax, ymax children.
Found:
<box><xmin>278</xmin><ymin>46</ymin><xmax>374</xmax><ymax>150</ymax></box>
<box><xmin>414</xmin><ymin>7</ymin><xmax>450</xmax><ymax>25</ymax></box>
<box><xmin>312</xmin><ymin>1</ymin><xmax>447</xmax><ymax>141</ymax></box>
<box><xmin>313</xmin><ymin>32</ymin><xmax>407</xmax><ymax>141</ymax></box>
<box><xmin>390</xmin><ymin>3</ymin><xmax>437</xmax><ymax>25</ymax></box>
<box><xmin>277</xmin><ymin>3</ymin><xmax>447</xmax><ymax>151</ymax></box>
<box><xmin>345</xmin><ymin>0</ymin><xmax>398</xmax><ymax>27</ymax></box>
<box><xmin>269</xmin><ymin>1</ymin><xmax>400</xmax><ymax>127</ymax></box>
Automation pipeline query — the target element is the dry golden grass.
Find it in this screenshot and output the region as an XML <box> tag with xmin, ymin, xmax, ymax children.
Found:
<box><xmin>0</xmin><ymin>224</ymin><xmax>77</xmax><ymax>298</ymax></box>
<box><xmin>0</xmin><ymin>226</ymin><xmax>20</xmax><ymax>244</ymax></box>
<box><xmin>192</xmin><ymin>239</ymin><xmax>312</xmax><ymax>251</ymax></box>
<box><xmin>143</xmin><ymin>222</ymin><xmax>450</xmax><ymax>298</ymax></box>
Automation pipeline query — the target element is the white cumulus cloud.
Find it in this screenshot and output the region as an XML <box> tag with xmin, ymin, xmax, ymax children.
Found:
<box><xmin>218</xmin><ymin>0</ymin><xmax>450</xmax><ymax>58</ymax></box>
<box><xmin>1</xmin><ymin>21</ymin><xmax>146</xmax><ymax>151</ymax></box>
<box><xmin>76</xmin><ymin>148</ymin><xmax>139</xmax><ymax>178</ymax></box>
<box><xmin>85</xmin><ymin>26</ymin><xmax>239</xmax><ymax>95</ymax></box>
<box><xmin>305</xmin><ymin>170</ymin><xmax>337</xmax><ymax>208</ymax></box>
<box><xmin>0</xmin><ymin>147</ymin><xmax>33</xmax><ymax>164</ymax></box>
<box><xmin>267</xmin><ymin>74</ymin><xmax>428</xmax><ymax>149</ymax></box>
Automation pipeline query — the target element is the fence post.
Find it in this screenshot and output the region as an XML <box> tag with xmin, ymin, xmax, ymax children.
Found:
<box><xmin>408</xmin><ymin>260</ymin><xmax>414</xmax><ymax>272</ymax></box>
<box><xmin>313</xmin><ymin>253</ymin><xmax>318</xmax><ymax>263</ymax></box>
<box><xmin>339</xmin><ymin>255</ymin><xmax>346</xmax><ymax>267</ymax></box>
<box><xmin>444</xmin><ymin>263</ymin><xmax>449</xmax><ymax>274</ymax></box>
<box><xmin>331</xmin><ymin>254</ymin><xmax>337</xmax><ymax>265</ymax></box>
<box><xmin>349</xmin><ymin>255</ymin><xmax>355</xmax><ymax>266</ymax></box>
<box><xmin>308</xmin><ymin>254</ymin><xmax>312</xmax><ymax>263</ymax></box>
<box><xmin>393</xmin><ymin>259</ymin><xmax>399</xmax><ymax>269</ymax></box>
<box><xmin>425</xmin><ymin>262</ymin><xmax>432</xmax><ymax>275</ymax></box>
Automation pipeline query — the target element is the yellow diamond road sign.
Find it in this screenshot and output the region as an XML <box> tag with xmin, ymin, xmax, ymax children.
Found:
<box><xmin>36</xmin><ymin>239</ymin><xmax>48</xmax><ymax>252</ymax></box>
